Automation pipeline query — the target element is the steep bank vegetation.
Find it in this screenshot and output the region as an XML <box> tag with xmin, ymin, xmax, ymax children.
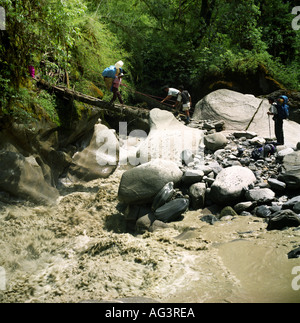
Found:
<box><xmin>0</xmin><ymin>0</ymin><xmax>299</xmax><ymax>128</ymax></box>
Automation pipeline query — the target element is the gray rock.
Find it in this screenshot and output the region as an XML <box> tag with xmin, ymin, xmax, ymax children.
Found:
<box><xmin>277</xmin><ymin>147</ymin><xmax>295</xmax><ymax>158</ymax></box>
<box><xmin>182</xmin><ymin>169</ymin><xmax>204</xmax><ymax>185</ymax></box>
<box><xmin>181</xmin><ymin>150</ymin><xmax>195</xmax><ymax>165</ymax></box>
<box><xmin>0</xmin><ymin>151</ymin><xmax>59</xmax><ymax>205</ymax></box>
<box><xmin>118</xmin><ymin>159</ymin><xmax>183</xmax><ymax>205</ymax></box>
<box><xmin>267</xmin><ymin>209</ymin><xmax>300</xmax><ymax>230</ymax></box>
<box><xmin>204</xmin><ymin>133</ymin><xmax>228</xmax><ymax>152</ymax></box>
<box><xmin>288</xmin><ymin>246</ymin><xmax>300</xmax><ymax>259</ymax></box>
<box><xmin>282</xmin><ymin>195</ymin><xmax>300</xmax><ymax>210</ymax></box>
<box><xmin>207</xmin><ymin>161</ymin><xmax>223</xmax><ymax>176</ymax></box>
<box><xmin>234</xmin><ymin>201</ymin><xmax>254</xmax><ymax>213</ymax></box>
<box><xmin>245</xmin><ymin>188</ymin><xmax>275</xmax><ymax>203</ymax></box>
<box><xmin>136</xmin><ymin>213</ymin><xmax>156</xmax><ymax>234</ymax></box>
<box><xmin>278</xmin><ymin>151</ymin><xmax>300</xmax><ymax>189</ymax></box>
<box><xmin>210</xmin><ymin>166</ymin><xmax>256</xmax><ymax>205</ymax></box>
<box><xmin>68</xmin><ymin>124</ymin><xmax>119</xmax><ymax>181</ymax></box>
<box><xmin>189</xmin><ymin>182</ymin><xmax>206</xmax><ymax>210</ymax></box>
<box><xmin>194</xmin><ymin>89</ymin><xmax>300</xmax><ymax>146</ymax></box>
<box><xmin>267</xmin><ymin>178</ymin><xmax>286</xmax><ymax>191</ymax></box>
<box><xmin>254</xmin><ymin>205</ymin><xmax>272</xmax><ymax>218</ymax></box>
<box><xmin>149</xmin><ymin>220</ymin><xmax>169</xmax><ymax>232</ymax></box>
<box><xmin>293</xmin><ymin>202</ymin><xmax>300</xmax><ymax>213</ymax></box>
<box><xmin>233</xmin><ymin>131</ymin><xmax>257</xmax><ymax>139</ymax></box>
<box><xmin>138</xmin><ymin>109</ymin><xmax>204</xmax><ymax>164</ymax></box>
<box><xmin>200</xmin><ymin>214</ymin><xmax>218</xmax><ymax>225</ymax></box>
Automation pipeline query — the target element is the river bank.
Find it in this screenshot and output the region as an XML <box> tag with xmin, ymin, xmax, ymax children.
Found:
<box><xmin>0</xmin><ymin>166</ymin><xmax>299</xmax><ymax>303</ymax></box>
<box><xmin>1</xmin><ymin>90</ymin><xmax>300</xmax><ymax>303</ymax></box>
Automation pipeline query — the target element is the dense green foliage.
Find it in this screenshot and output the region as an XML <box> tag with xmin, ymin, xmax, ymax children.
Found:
<box><xmin>0</xmin><ymin>0</ymin><xmax>299</xmax><ymax>125</ymax></box>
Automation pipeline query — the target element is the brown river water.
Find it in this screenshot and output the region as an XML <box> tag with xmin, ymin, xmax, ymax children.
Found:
<box><xmin>0</xmin><ymin>168</ymin><xmax>299</xmax><ymax>303</ymax></box>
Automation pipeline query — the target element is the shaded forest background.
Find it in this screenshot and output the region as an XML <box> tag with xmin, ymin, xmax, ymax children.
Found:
<box><xmin>0</xmin><ymin>0</ymin><xmax>299</xmax><ymax>127</ymax></box>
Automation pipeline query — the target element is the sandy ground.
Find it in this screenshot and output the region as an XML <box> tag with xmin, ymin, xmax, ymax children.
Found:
<box><xmin>0</xmin><ymin>168</ymin><xmax>300</xmax><ymax>303</ymax></box>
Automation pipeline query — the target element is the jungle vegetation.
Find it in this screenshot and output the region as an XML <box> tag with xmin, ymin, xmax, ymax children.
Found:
<box><xmin>0</xmin><ymin>0</ymin><xmax>299</xmax><ymax>125</ymax></box>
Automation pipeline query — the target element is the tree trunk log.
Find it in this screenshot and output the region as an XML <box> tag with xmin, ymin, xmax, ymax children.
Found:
<box><xmin>36</xmin><ymin>79</ymin><xmax>151</xmax><ymax>130</ymax></box>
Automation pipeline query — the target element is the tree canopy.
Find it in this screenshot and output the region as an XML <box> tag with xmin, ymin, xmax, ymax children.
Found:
<box><xmin>0</xmin><ymin>0</ymin><xmax>299</xmax><ymax>124</ymax></box>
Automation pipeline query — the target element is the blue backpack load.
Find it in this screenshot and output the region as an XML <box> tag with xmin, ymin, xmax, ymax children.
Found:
<box><xmin>277</xmin><ymin>95</ymin><xmax>289</xmax><ymax>119</ymax></box>
<box><xmin>102</xmin><ymin>65</ymin><xmax>117</xmax><ymax>78</ymax></box>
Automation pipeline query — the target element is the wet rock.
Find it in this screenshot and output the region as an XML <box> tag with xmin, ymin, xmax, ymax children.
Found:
<box><xmin>151</xmin><ymin>182</ymin><xmax>175</xmax><ymax>212</ymax></box>
<box><xmin>150</xmin><ymin>220</ymin><xmax>169</xmax><ymax>232</ymax></box>
<box><xmin>267</xmin><ymin>209</ymin><xmax>300</xmax><ymax>230</ymax></box>
<box><xmin>210</xmin><ymin>166</ymin><xmax>256</xmax><ymax>205</ymax></box>
<box><xmin>200</xmin><ymin>214</ymin><xmax>218</xmax><ymax>225</ymax></box>
<box><xmin>293</xmin><ymin>202</ymin><xmax>300</xmax><ymax>213</ymax></box>
<box><xmin>287</xmin><ymin>246</ymin><xmax>300</xmax><ymax>259</ymax></box>
<box><xmin>254</xmin><ymin>205</ymin><xmax>272</xmax><ymax>218</ymax></box>
<box><xmin>118</xmin><ymin>159</ymin><xmax>183</xmax><ymax>205</ymax></box>
<box><xmin>154</xmin><ymin>198</ymin><xmax>189</xmax><ymax>223</ymax></box>
<box><xmin>0</xmin><ymin>151</ymin><xmax>59</xmax><ymax>205</ymax></box>
<box><xmin>125</xmin><ymin>205</ymin><xmax>151</xmax><ymax>232</ymax></box>
<box><xmin>267</xmin><ymin>178</ymin><xmax>286</xmax><ymax>191</ymax></box>
<box><xmin>136</xmin><ymin>213</ymin><xmax>156</xmax><ymax>234</ymax></box>
<box><xmin>189</xmin><ymin>183</ymin><xmax>206</xmax><ymax>210</ymax></box>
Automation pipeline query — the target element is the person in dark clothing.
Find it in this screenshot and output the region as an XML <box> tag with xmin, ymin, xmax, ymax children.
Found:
<box><xmin>267</xmin><ymin>96</ymin><xmax>289</xmax><ymax>145</ymax></box>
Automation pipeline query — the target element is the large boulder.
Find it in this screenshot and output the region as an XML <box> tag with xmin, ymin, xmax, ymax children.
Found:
<box><xmin>118</xmin><ymin>159</ymin><xmax>183</xmax><ymax>205</ymax></box>
<box><xmin>0</xmin><ymin>151</ymin><xmax>59</xmax><ymax>204</ymax></box>
<box><xmin>137</xmin><ymin>109</ymin><xmax>205</xmax><ymax>165</ymax></box>
<box><xmin>278</xmin><ymin>150</ymin><xmax>300</xmax><ymax>189</ymax></box>
<box><xmin>194</xmin><ymin>89</ymin><xmax>300</xmax><ymax>147</ymax></box>
<box><xmin>210</xmin><ymin>166</ymin><xmax>256</xmax><ymax>205</ymax></box>
<box><xmin>68</xmin><ymin>123</ymin><xmax>119</xmax><ymax>181</ymax></box>
<box><xmin>194</xmin><ymin>89</ymin><xmax>264</xmax><ymax>130</ymax></box>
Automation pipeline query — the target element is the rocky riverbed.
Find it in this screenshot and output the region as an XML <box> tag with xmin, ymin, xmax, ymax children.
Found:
<box><xmin>1</xmin><ymin>90</ymin><xmax>300</xmax><ymax>303</ymax></box>
<box><xmin>0</xmin><ymin>167</ymin><xmax>299</xmax><ymax>303</ymax></box>
<box><xmin>1</xmin><ymin>133</ymin><xmax>300</xmax><ymax>303</ymax></box>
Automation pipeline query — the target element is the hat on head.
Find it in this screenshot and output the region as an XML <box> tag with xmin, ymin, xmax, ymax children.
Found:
<box><xmin>115</xmin><ymin>61</ymin><xmax>124</xmax><ymax>68</ymax></box>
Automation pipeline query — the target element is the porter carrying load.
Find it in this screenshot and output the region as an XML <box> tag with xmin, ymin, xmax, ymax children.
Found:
<box><xmin>102</xmin><ymin>61</ymin><xmax>124</xmax><ymax>91</ymax></box>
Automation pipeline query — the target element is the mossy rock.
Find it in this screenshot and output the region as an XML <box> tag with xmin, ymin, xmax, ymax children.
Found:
<box><xmin>220</xmin><ymin>206</ymin><xmax>238</xmax><ymax>218</ymax></box>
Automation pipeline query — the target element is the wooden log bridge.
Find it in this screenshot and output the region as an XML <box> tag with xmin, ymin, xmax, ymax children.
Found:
<box><xmin>36</xmin><ymin>79</ymin><xmax>153</xmax><ymax>131</ymax></box>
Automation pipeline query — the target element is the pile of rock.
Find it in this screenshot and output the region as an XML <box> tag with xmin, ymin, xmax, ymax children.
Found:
<box><xmin>118</xmin><ymin>129</ymin><xmax>300</xmax><ymax>233</ymax></box>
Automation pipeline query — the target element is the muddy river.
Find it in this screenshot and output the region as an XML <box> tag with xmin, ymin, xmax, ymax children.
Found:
<box><xmin>0</xmin><ymin>168</ymin><xmax>299</xmax><ymax>303</ymax></box>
